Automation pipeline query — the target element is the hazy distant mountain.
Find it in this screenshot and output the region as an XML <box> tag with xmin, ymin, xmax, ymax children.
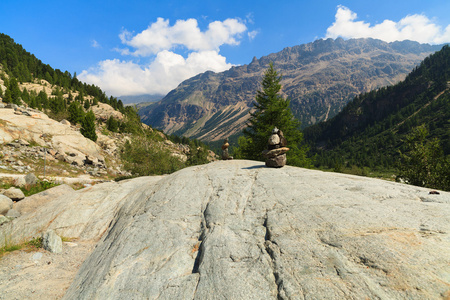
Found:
<box><xmin>119</xmin><ymin>94</ymin><xmax>164</xmax><ymax>105</ymax></box>
<box><xmin>139</xmin><ymin>38</ymin><xmax>443</xmax><ymax>142</ymax></box>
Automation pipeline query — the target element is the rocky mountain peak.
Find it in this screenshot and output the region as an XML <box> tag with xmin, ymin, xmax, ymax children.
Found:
<box><xmin>139</xmin><ymin>38</ymin><xmax>443</xmax><ymax>141</ymax></box>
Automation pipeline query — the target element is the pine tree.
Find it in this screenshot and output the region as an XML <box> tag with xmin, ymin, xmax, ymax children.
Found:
<box><xmin>106</xmin><ymin>115</ymin><xmax>119</xmax><ymax>132</ymax></box>
<box><xmin>236</xmin><ymin>63</ymin><xmax>309</xmax><ymax>166</ymax></box>
<box><xmin>68</xmin><ymin>101</ymin><xmax>84</xmax><ymax>125</ymax></box>
<box><xmin>8</xmin><ymin>77</ymin><xmax>21</xmax><ymax>104</ymax></box>
<box><xmin>80</xmin><ymin>110</ymin><xmax>97</xmax><ymax>142</ymax></box>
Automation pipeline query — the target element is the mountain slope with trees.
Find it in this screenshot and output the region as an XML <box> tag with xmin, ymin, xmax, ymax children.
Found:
<box><xmin>304</xmin><ymin>45</ymin><xmax>450</xmax><ymax>190</ymax></box>
<box><xmin>139</xmin><ymin>38</ymin><xmax>443</xmax><ymax>142</ymax></box>
<box><xmin>0</xmin><ymin>33</ymin><xmax>213</xmax><ymax>178</ymax></box>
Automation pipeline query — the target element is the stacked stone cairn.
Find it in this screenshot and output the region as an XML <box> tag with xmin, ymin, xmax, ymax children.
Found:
<box><xmin>262</xmin><ymin>127</ymin><xmax>289</xmax><ymax>168</ymax></box>
<box><xmin>221</xmin><ymin>138</ymin><xmax>233</xmax><ymax>160</ymax></box>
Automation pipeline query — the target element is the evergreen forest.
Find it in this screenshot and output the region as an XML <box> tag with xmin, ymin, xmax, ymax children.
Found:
<box><xmin>304</xmin><ymin>45</ymin><xmax>450</xmax><ymax>190</ymax></box>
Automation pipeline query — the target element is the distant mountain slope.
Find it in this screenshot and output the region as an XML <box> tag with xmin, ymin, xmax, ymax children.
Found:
<box><xmin>304</xmin><ymin>45</ymin><xmax>450</xmax><ymax>171</ymax></box>
<box><xmin>139</xmin><ymin>38</ymin><xmax>443</xmax><ymax>141</ymax></box>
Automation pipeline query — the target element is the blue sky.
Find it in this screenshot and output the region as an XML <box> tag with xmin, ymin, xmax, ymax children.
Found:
<box><xmin>1</xmin><ymin>0</ymin><xmax>450</xmax><ymax>97</ymax></box>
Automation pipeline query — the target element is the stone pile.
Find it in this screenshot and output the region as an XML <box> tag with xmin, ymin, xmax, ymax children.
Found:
<box><xmin>221</xmin><ymin>138</ymin><xmax>233</xmax><ymax>160</ymax></box>
<box><xmin>262</xmin><ymin>127</ymin><xmax>289</xmax><ymax>168</ymax></box>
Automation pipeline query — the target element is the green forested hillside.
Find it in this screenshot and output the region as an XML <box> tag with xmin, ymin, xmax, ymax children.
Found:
<box><xmin>0</xmin><ymin>33</ymin><xmax>211</xmax><ymax>176</ymax></box>
<box><xmin>305</xmin><ymin>45</ymin><xmax>449</xmax><ymax>189</ymax></box>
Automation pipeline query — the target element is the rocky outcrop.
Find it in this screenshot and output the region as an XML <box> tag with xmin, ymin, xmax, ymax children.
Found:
<box><xmin>0</xmin><ymin>106</ymin><xmax>107</xmax><ymax>173</ymax></box>
<box><xmin>0</xmin><ymin>175</ymin><xmax>163</xmax><ymax>247</ymax></box>
<box><xmin>1</xmin><ymin>161</ymin><xmax>448</xmax><ymax>299</ymax></box>
<box><xmin>52</xmin><ymin>161</ymin><xmax>450</xmax><ymax>299</ymax></box>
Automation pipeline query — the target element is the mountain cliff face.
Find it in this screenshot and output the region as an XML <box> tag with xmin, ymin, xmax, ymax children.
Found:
<box><xmin>139</xmin><ymin>38</ymin><xmax>442</xmax><ymax>141</ymax></box>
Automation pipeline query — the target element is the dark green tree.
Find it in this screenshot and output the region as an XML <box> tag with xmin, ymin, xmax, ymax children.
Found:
<box><xmin>106</xmin><ymin>115</ymin><xmax>119</xmax><ymax>132</ymax></box>
<box><xmin>68</xmin><ymin>101</ymin><xmax>84</xmax><ymax>125</ymax></box>
<box><xmin>80</xmin><ymin>110</ymin><xmax>97</xmax><ymax>142</ymax></box>
<box><xmin>84</xmin><ymin>99</ymin><xmax>90</xmax><ymax>110</ymax></box>
<box><xmin>397</xmin><ymin>125</ymin><xmax>449</xmax><ymax>190</ymax></box>
<box><xmin>235</xmin><ymin>63</ymin><xmax>309</xmax><ymax>166</ymax></box>
<box><xmin>36</xmin><ymin>90</ymin><xmax>49</xmax><ymax>109</ymax></box>
<box><xmin>7</xmin><ymin>77</ymin><xmax>21</xmax><ymax>104</ymax></box>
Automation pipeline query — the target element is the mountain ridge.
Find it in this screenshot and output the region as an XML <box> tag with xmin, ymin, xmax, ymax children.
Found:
<box><xmin>139</xmin><ymin>38</ymin><xmax>443</xmax><ymax>141</ymax></box>
<box><xmin>303</xmin><ymin>45</ymin><xmax>450</xmax><ymax>186</ymax></box>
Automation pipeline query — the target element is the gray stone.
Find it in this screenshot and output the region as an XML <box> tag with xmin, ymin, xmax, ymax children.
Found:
<box><xmin>25</xmin><ymin>173</ymin><xmax>38</xmax><ymax>185</ymax></box>
<box><xmin>0</xmin><ymin>194</ymin><xmax>13</xmax><ymax>215</ymax></box>
<box><xmin>42</xmin><ymin>230</ymin><xmax>62</xmax><ymax>253</ymax></box>
<box><xmin>3</xmin><ymin>187</ymin><xmax>25</xmax><ymax>201</ymax></box>
<box><xmin>13</xmin><ymin>176</ymin><xmax>26</xmax><ymax>187</ymax></box>
<box><xmin>268</xmin><ymin>133</ymin><xmax>280</xmax><ymax>145</ymax></box>
<box><xmin>62</xmin><ymin>161</ymin><xmax>450</xmax><ymax>300</ymax></box>
<box><xmin>265</xmin><ymin>153</ymin><xmax>286</xmax><ymax>167</ymax></box>
<box><xmin>5</xmin><ymin>208</ymin><xmax>20</xmax><ymax>218</ymax></box>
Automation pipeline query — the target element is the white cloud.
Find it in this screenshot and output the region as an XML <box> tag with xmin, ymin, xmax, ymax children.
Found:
<box><xmin>119</xmin><ymin>17</ymin><xmax>247</xmax><ymax>56</ymax></box>
<box><xmin>79</xmin><ymin>50</ymin><xmax>233</xmax><ymax>96</ymax></box>
<box><xmin>248</xmin><ymin>30</ymin><xmax>258</xmax><ymax>41</ymax></box>
<box><xmin>80</xmin><ymin>18</ymin><xmax>249</xmax><ymax>96</ymax></box>
<box><xmin>326</xmin><ymin>5</ymin><xmax>450</xmax><ymax>44</ymax></box>
<box><xmin>91</xmin><ymin>40</ymin><xmax>101</xmax><ymax>48</ymax></box>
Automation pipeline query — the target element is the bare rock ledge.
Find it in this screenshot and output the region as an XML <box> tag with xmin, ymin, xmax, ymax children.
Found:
<box><xmin>1</xmin><ymin>160</ymin><xmax>449</xmax><ymax>299</ymax></box>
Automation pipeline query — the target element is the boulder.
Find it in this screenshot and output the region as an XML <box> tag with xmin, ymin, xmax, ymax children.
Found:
<box><xmin>42</xmin><ymin>230</ymin><xmax>62</xmax><ymax>253</ymax></box>
<box><xmin>2</xmin><ymin>187</ymin><xmax>25</xmax><ymax>201</ymax></box>
<box><xmin>25</xmin><ymin>173</ymin><xmax>38</xmax><ymax>185</ymax></box>
<box><xmin>0</xmin><ymin>194</ymin><xmax>13</xmax><ymax>215</ymax></box>
<box><xmin>265</xmin><ymin>153</ymin><xmax>286</xmax><ymax>167</ymax></box>
<box><xmin>13</xmin><ymin>176</ymin><xmax>26</xmax><ymax>187</ymax></box>
<box><xmin>61</xmin><ymin>161</ymin><xmax>450</xmax><ymax>300</ymax></box>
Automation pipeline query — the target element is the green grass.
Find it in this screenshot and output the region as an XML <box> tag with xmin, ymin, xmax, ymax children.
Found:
<box><xmin>0</xmin><ymin>236</ymin><xmax>43</xmax><ymax>258</ymax></box>
<box><xmin>0</xmin><ymin>178</ymin><xmax>60</xmax><ymax>197</ymax></box>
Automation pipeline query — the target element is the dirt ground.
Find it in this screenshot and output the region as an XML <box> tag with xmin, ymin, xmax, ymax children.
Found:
<box><xmin>0</xmin><ymin>240</ymin><xmax>95</xmax><ymax>300</ymax></box>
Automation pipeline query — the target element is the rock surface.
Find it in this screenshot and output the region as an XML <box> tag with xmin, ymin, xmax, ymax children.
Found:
<box><xmin>0</xmin><ymin>194</ymin><xmax>13</xmax><ymax>215</ymax></box>
<box><xmin>53</xmin><ymin>160</ymin><xmax>449</xmax><ymax>299</ymax></box>
<box><xmin>42</xmin><ymin>230</ymin><xmax>63</xmax><ymax>253</ymax></box>
<box><xmin>1</xmin><ymin>176</ymin><xmax>163</xmax><ymax>247</ymax></box>
<box><xmin>0</xmin><ymin>108</ymin><xmax>103</xmax><ymax>160</ymax></box>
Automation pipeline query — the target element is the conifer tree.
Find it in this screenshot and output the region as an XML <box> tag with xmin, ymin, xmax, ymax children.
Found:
<box><xmin>106</xmin><ymin>115</ymin><xmax>119</xmax><ymax>132</ymax></box>
<box><xmin>81</xmin><ymin>110</ymin><xmax>97</xmax><ymax>142</ymax></box>
<box><xmin>235</xmin><ymin>63</ymin><xmax>309</xmax><ymax>166</ymax></box>
<box><xmin>68</xmin><ymin>101</ymin><xmax>84</xmax><ymax>125</ymax></box>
